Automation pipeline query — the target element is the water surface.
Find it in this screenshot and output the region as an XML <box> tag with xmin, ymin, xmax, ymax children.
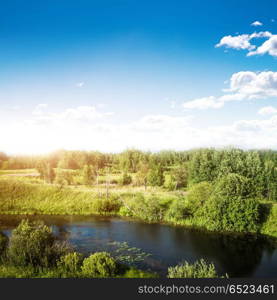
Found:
<box><xmin>0</xmin><ymin>214</ymin><xmax>276</xmax><ymax>277</ymax></box>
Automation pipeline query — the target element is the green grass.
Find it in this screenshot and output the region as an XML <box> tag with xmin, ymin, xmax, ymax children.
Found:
<box><xmin>0</xmin><ymin>177</ymin><xmax>276</xmax><ymax>239</ymax></box>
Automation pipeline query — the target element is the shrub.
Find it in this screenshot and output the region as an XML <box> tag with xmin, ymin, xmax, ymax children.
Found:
<box><xmin>82</xmin><ymin>165</ymin><xmax>95</xmax><ymax>185</ymax></box>
<box><xmin>8</xmin><ymin>220</ymin><xmax>69</xmax><ymax>268</ymax></box>
<box><xmin>118</xmin><ymin>172</ymin><xmax>132</xmax><ymax>185</ymax></box>
<box><xmin>57</xmin><ymin>252</ymin><xmax>83</xmax><ymax>275</ymax></box>
<box><xmin>163</xmin><ymin>174</ymin><xmax>177</xmax><ymax>191</ymax></box>
<box><xmin>167</xmin><ymin>259</ymin><xmax>218</xmax><ymax>278</ymax></box>
<box><xmin>81</xmin><ymin>252</ymin><xmax>117</xmax><ymax>277</ymax></box>
<box><xmin>124</xmin><ymin>195</ymin><xmax>166</xmax><ymax>222</ymax></box>
<box><xmin>147</xmin><ymin>166</ymin><xmax>164</xmax><ymax>186</ymax></box>
<box><xmin>0</xmin><ymin>232</ymin><xmax>8</xmax><ymax>259</ymax></box>
<box><xmin>92</xmin><ymin>196</ymin><xmax>122</xmax><ymax>214</ymax></box>
<box><xmin>165</xmin><ymin>198</ymin><xmax>190</xmax><ymax>221</ymax></box>
<box><xmin>187</xmin><ymin>182</ymin><xmax>213</xmax><ymax>215</ymax></box>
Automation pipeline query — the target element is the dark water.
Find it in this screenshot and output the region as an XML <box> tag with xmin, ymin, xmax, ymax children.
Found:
<box><xmin>0</xmin><ymin>214</ymin><xmax>277</xmax><ymax>277</ymax></box>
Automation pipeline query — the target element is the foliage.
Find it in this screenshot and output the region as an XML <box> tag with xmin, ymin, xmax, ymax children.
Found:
<box><xmin>82</xmin><ymin>165</ymin><xmax>95</xmax><ymax>185</ymax></box>
<box><xmin>147</xmin><ymin>165</ymin><xmax>164</xmax><ymax>186</ymax></box>
<box><xmin>81</xmin><ymin>252</ymin><xmax>118</xmax><ymax>277</ymax></box>
<box><xmin>202</xmin><ymin>174</ymin><xmax>260</xmax><ymax>232</ymax></box>
<box><xmin>187</xmin><ymin>181</ymin><xmax>213</xmax><ymax>215</ymax></box>
<box><xmin>165</xmin><ymin>198</ymin><xmax>190</xmax><ymax>221</ymax></box>
<box><xmin>91</xmin><ymin>196</ymin><xmax>122</xmax><ymax>214</ymax></box>
<box><xmin>167</xmin><ymin>259</ymin><xmax>219</xmax><ymax>278</ymax></box>
<box><xmin>172</xmin><ymin>165</ymin><xmax>188</xmax><ymax>188</ymax></box>
<box><xmin>8</xmin><ymin>220</ymin><xmax>70</xmax><ymax>268</ymax></box>
<box><xmin>118</xmin><ymin>172</ymin><xmax>132</xmax><ymax>185</ymax></box>
<box><xmin>163</xmin><ymin>174</ymin><xmax>177</xmax><ymax>191</ymax></box>
<box><xmin>57</xmin><ymin>252</ymin><xmax>83</xmax><ymax>275</ymax></box>
<box><xmin>122</xmin><ymin>194</ymin><xmax>167</xmax><ymax>222</ymax></box>
<box><xmin>54</xmin><ymin>168</ymin><xmax>75</xmax><ymax>186</ymax></box>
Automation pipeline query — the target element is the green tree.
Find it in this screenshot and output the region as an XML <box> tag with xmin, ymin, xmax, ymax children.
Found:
<box><xmin>82</xmin><ymin>164</ymin><xmax>95</xmax><ymax>185</ymax></box>
<box><xmin>202</xmin><ymin>174</ymin><xmax>260</xmax><ymax>232</ymax></box>
<box><xmin>147</xmin><ymin>165</ymin><xmax>164</xmax><ymax>186</ymax></box>
<box><xmin>187</xmin><ymin>181</ymin><xmax>213</xmax><ymax>215</ymax></box>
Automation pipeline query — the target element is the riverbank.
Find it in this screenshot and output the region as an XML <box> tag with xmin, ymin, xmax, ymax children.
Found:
<box><xmin>0</xmin><ymin>178</ymin><xmax>276</xmax><ymax>240</ymax></box>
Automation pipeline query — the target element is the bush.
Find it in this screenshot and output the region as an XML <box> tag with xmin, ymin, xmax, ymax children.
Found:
<box><xmin>167</xmin><ymin>259</ymin><xmax>219</xmax><ymax>278</ymax></box>
<box><xmin>81</xmin><ymin>252</ymin><xmax>118</xmax><ymax>278</ymax></box>
<box><xmin>118</xmin><ymin>172</ymin><xmax>132</xmax><ymax>185</ymax></box>
<box><xmin>8</xmin><ymin>220</ymin><xmax>70</xmax><ymax>268</ymax></box>
<box><xmin>202</xmin><ymin>174</ymin><xmax>260</xmax><ymax>232</ymax></box>
<box><xmin>163</xmin><ymin>174</ymin><xmax>177</xmax><ymax>191</ymax></box>
<box><xmin>57</xmin><ymin>252</ymin><xmax>83</xmax><ymax>275</ymax></box>
<box><xmin>165</xmin><ymin>198</ymin><xmax>190</xmax><ymax>221</ymax></box>
<box><xmin>0</xmin><ymin>232</ymin><xmax>8</xmax><ymax>259</ymax></box>
<box><xmin>147</xmin><ymin>166</ymin><xmax>164</xmax><ymax>186</ymax></box>
<box><xmin>187</xmin><ymin>182</ymin><xmax>213</xmax><ymax>215</ymax></box>
<box><xmin>92</xmin><ymin>196</ymin><xmax>122</xmax><ymax>214</ymax></box>
<box><xmin>123</xmin><ymin>194</ymin><xmax>166</xmax><ymax>222</ymax></box>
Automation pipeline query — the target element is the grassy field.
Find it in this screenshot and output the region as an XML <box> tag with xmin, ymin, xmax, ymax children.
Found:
<box><xmin>0</xmin><ymin>170</ymin><xmax>276</xmax><ymax>240</ymax></box>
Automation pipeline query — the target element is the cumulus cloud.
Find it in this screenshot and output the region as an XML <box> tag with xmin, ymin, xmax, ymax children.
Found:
<box><xmin>216</xmin><ymin>30</ymin><xmax>277</xmax><ymax>57</ymax></box>
<box><xmin>251</xmin><ymin>21</ymin><xmax>263</xmax><ymax>26</ymax></box>
<box><xmin>215</xmin><ymin>34</ymin><xmax>255</xmax><ymax>50</ymax></box>
<box><xmin>247</xmin><ymin>35</ymin><xmax>277</xmax><ymax>57</ymax></box>
<box><xmin>258</xmin><ymin>106</ymin><xmax>277</xmax><ymax>115</ymax></box>
<box><xmin>182</xmin><ymin>71</ymin><xmax>277</xmax><ymax>110</ymax></box>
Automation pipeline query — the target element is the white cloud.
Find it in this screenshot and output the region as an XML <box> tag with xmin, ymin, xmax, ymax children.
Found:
<box><xmin>76</xmin><ymin>82</ymin><xmax>85</xmax><ymax>87</ymax></box>
<box><xmin>28</xmin><ymin>105</ymin><xmax>113</xmax><ymax>126</ymax></box>
<box><xmin>247</xmin><ymin>35</ymin><xmax>277</xmax><ymax>57</ymax></box>
<box><xmin>251</xmin><ymin>21</ymin><xmax>263</xmax><ymax>26</ymax></box>
<box><xmin>258</xmin><ymin>106</ymin><xmax>277</xmax><ymax>115</ymax></box>
<box><xmin>182</xmin><ymin>71</ymin><xmax>277</xmax><ymax>110</ymax></box>
<box><xmin>215</xmin><ymin>34</ymin><xmax>255</xmax><ymax>50</ymax></box>
<box><xmin>216</xmin><ymin>30</ymin><xmax>277</xmax><ymax>57</ymax></box>
<box><xmin>3</xmin><ymin>111</ymin><xmax>277</xmax><ymax>154</ymax></box>
<box><xmin>183</xmin><ymin>96</ymin><xmax>224</xmax><ymax>110</ymax></box>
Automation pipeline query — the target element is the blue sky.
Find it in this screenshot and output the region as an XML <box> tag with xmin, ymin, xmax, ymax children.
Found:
<box><xmin>1</xmin><ymin>0</ymin><xmax>277</xmax><ymax>154</ymax></box>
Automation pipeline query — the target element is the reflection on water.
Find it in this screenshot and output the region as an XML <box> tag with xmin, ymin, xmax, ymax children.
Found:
<box><xmin>0</xmin><ymin>214</ymin><xmax>276</xmax><ymax>277</ymax></box>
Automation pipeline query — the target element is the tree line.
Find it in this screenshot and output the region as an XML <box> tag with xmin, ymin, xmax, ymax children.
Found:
<box><xmin>1</xmin><ymin>148</ymin><xmax>276</xmax><ymax>201</ymax></box>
